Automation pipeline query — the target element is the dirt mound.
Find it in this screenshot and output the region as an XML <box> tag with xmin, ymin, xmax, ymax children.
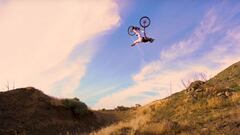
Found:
<box><xmin>0</xmin><ymin>87</ymin><xmax>97</xmax><ymax>135</ymax></box>
<box><xmin>92</xmin><ymin>61</ymin><xmax>240</xmax><ymax>135</ymax></box>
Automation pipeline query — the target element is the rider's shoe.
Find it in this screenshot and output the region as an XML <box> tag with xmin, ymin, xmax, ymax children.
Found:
<box><xmin>149</xmin><ymin>38</ymin><xmax>154</xmax><ymax>43</ymax></box>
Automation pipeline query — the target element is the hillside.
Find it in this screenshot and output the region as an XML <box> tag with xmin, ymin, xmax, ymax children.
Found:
<box><xmin>0</xmin><ymin>87</ymin><xmax>97</xmax><ymax>135</ymax></box>
<box><xmin>0</xmin><ymin>62</ymin><xmax>240</xmax><ymax>135</ymax></box>
<box><xmin>91</xmin><ymin>62</ymin><xmax>240</xmax><ymax>135</ymax></box>
<box><xmin>0</xmin><ymin>87</ymin><xmax>124</xmax><ymax>135</ymax></box>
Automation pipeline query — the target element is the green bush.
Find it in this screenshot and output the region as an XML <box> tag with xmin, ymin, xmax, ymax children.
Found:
<box><xmin>62</xmin><ymin>98</ymin><xmax>89</xmax><ymax>117</ymax></box>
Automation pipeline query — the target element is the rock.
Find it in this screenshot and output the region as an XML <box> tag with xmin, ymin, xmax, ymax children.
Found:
<box><xmin>217</xmin><ymin>92</ymin><xmax>225</xmax><ymax>96</ymax></box>
<box><xmin>225</xmin><ymin>91</ymin><xmax>232</xmax><ymax>97</ymax></box>
<box><xmin>186</xmin><ymin>88</ymin><xmax>193</xmax><ymax>93</ymax></box>
<box><xmin>192</xmin><ymin>94</ymin><xmax>197</xmax><ymax>98</ymax></box>
<box><xmin>187</xmin><ymin>80</ymin><xmax>205</xmax><ymax>92</ymax></box>
<box><xmin>201</xmin><ymin>127</ymin><xmax>208</xmax><ymax>132</ymax></box>
<box><xmin>195</xmin><ymin>88</ymin><xmax>203</xmax><ymax>92</ymax></box>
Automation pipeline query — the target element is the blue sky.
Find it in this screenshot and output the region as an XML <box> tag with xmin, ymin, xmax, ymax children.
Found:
<box><xmin>0</xmin><ymin>0</ymin><xmax>240</xmax><ymax>109</ymax></box>
<box><xmin>69</xmin><ymin>0</ymin><xmax>240</xmax><ymax>108</ymax></box>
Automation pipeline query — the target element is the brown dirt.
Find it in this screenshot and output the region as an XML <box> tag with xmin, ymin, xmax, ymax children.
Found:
<box><xmin>0</xmin><ymin>87</ymin><xmax>98</xmax><ymax>135</ymax></box>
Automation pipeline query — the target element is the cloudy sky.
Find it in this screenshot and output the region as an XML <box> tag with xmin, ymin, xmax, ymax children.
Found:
<box><xmin>0</xmin><ymin>0</ymin><xmax>240</xmax><ymax>109</ymax></box>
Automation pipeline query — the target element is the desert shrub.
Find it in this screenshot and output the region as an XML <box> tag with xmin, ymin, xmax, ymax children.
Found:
<box><xmin>73</xmin><ymin>97</ymin><xmax>80</xmax><ymax>102</ymax></box>
<box><xmin>115</xmin><ymin>106</ymin><xmax>130</xmax><ymax>111</ymax></box>
<box><xmin>62</xmin><ymin>98</ymin><xmax>89</xmax><ymax>117</ymax></box>
<box><xmin>135</xmin><ymin>104</ymin><xmax>141</xmax><ymax>108</ymax></box>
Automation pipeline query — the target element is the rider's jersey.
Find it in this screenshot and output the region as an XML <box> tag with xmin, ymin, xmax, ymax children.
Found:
<box><xmin>134</xmin><ymin>28</ymin><xmax>144</xmax><ymax>38</ymax></box>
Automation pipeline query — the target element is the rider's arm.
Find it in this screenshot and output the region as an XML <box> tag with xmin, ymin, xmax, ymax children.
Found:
<box><xmin>140</xmin><ymin>28</ymin><xmax>147</xmax><ymax>37</ymax></box>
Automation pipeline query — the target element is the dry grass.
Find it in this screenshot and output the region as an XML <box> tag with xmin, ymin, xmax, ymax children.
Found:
<box><xmin>139</xmin><ymin>120</ymin><xmax>180</xmax><ymax>135</ymax></box>
<box><xmin>207</xmin><ymin>96</ymin><xmax>227</xmax><ymax>108</ymax></box>
<box><xmin>231</xmin><ymin>92</ymin><xmax>240</xmax><ymax>104</ymax></box>
<box><xmin>90</xmin><ymin>122</ymin><xmax>133</xmax><ymax>135</ymax></box>
<box><xmin>178</xmin><ymin>131</ymin><xmax>201</xmax><ymax>135</ymax></box>
<box><xmin>207</xmin><ymin>92</ymin><xmax>239</xmax><ymax>109</ymax></box>
<box><xmin>90</xmin><ymin>115</ymin><xmax>149</xmax><ymax>135</ymax></box>
<box><xmin>91</xmin><ymin>87</ymin><xmax>240</xmax><ymax>135</ymax></box>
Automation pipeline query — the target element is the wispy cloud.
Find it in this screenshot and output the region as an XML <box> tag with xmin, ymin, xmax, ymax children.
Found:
<box><xmin>94</xmin><ymin>3</ymin><xmax>240</xmax><ymax>109</ymax></box>
<box><xmin>160</xmin><ymin>9</ymin><xmax>219</xmax><ymax>61</ymax></box>
<box><xmin>94</xmin><ymin>64</ymin><xmax>216</xmax><ymax>109</ymax></box>
<box><xmin>0</xmin><ymin>0</ymin><xmax>120</xmax><ymax>97</ymax></box>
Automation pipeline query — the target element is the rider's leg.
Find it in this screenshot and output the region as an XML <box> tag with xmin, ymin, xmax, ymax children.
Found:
<box><xmin>134</xmin><ymin>38</ymin><xmax>142</xmax><ymax>44</ymax></box>
<box><xmin>131</xmin><ymin>38</ymin><xmax>142</xmax><ymax>46</ymax></box>
<box><xmin>132</xmin><ymin>29</ymin><xmax>143</xmax><ymax>46</ymax></box>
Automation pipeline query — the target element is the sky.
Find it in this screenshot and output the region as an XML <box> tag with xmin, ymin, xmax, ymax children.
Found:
<box><xmin>0</xmin><ymin>0</ymin><xmax>240</xmax><ymax>109</ymax></box>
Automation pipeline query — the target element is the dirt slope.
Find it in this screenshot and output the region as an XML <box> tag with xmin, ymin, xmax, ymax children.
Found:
<box><xmin>91</xmin><ymin>61</ymin><xmax>240</xmax><ymax>135</ymax></box>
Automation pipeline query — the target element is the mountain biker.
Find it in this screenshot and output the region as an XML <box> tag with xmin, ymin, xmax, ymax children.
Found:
<box><xmin>131</xmin><ymin>26</ymin><xmax>154</xmax><ymax>47</ymax></box>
